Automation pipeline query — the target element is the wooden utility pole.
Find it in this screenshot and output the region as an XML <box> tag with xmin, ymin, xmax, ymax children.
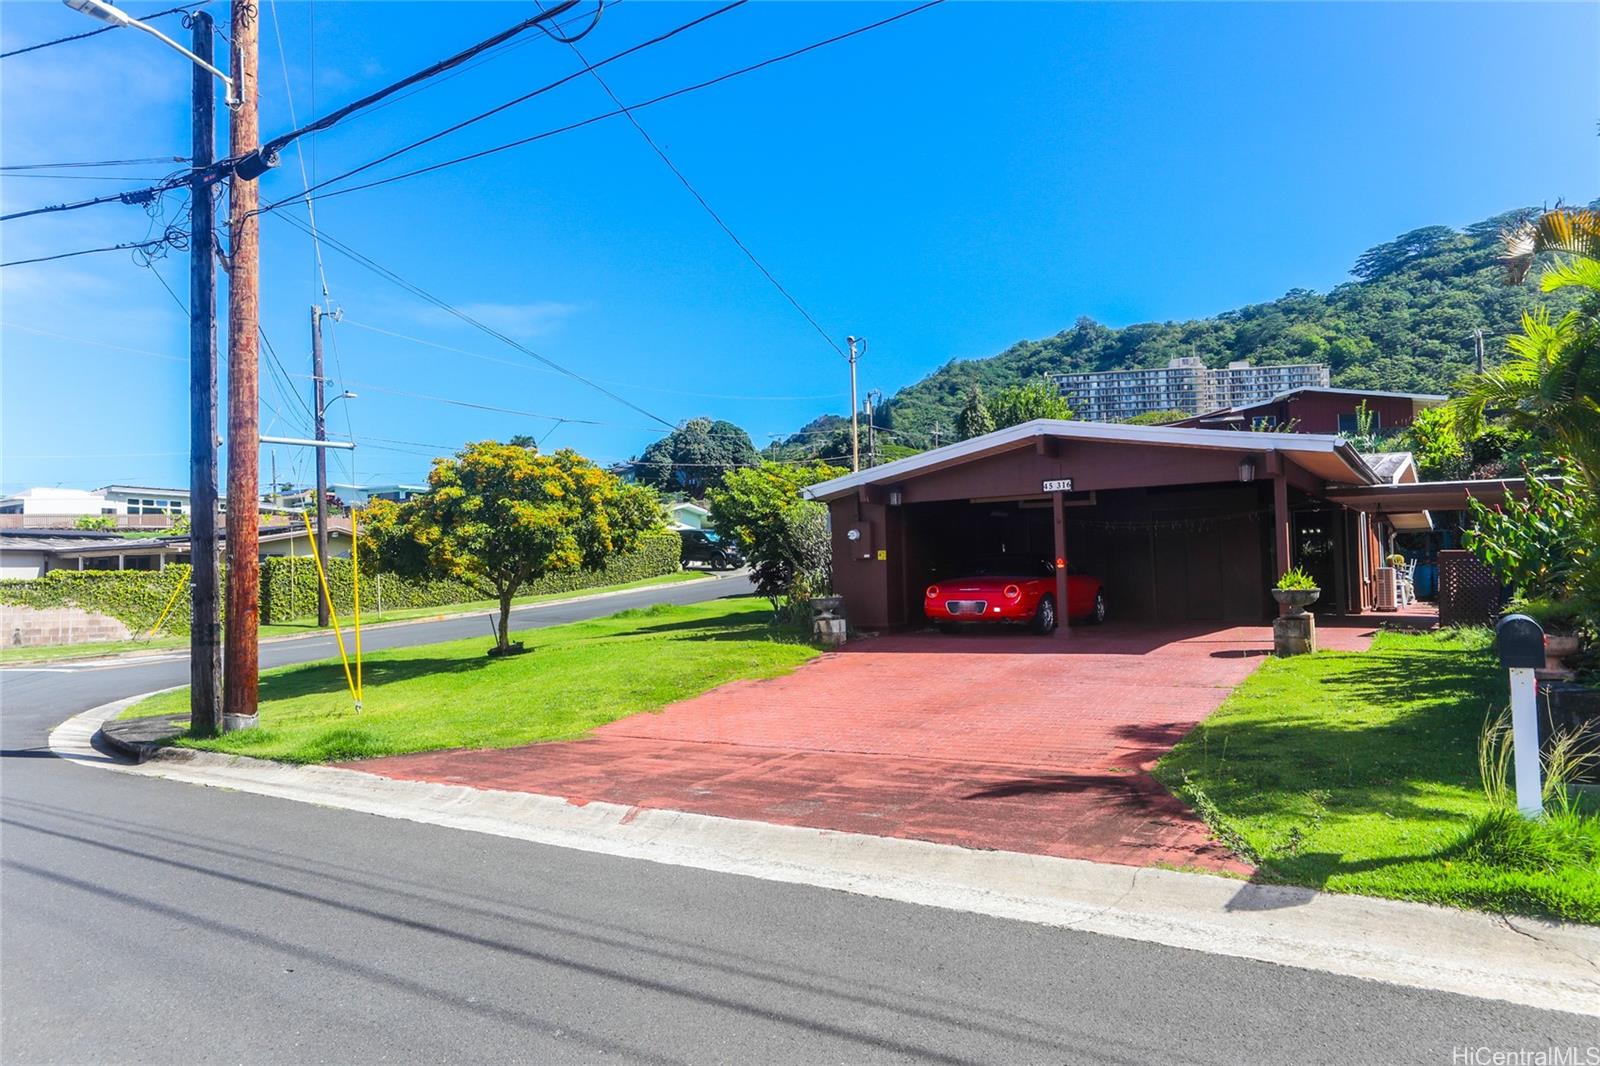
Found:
<box><xmin>846</xmin><ymin>336</ymin><xmax>861</xmax><ymax>472</ymax></box>
<box><xmin>311</xmin><ymin>305</ymin><xmax>330</xmax><ymax>627</ymax></box>
<box><xmin>188</xmin><ymin>9</ymin><xmax>221</xmax><ymax>736</ymax></box>
<box><xmin>223</xmin><ymin>0</ymin><xmax>260</xmax><ymax>731</ymax></box>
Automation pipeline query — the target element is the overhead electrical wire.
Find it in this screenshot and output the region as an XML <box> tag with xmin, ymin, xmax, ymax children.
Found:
<box><xmin>338</xmin><ymin>319</ymin><xmax>840</xmax><ymax>401</ymax></box>
<box><xmin>1</xmin><ymin>233</ymin><xmax>180</xmax><ymax>268</ymax></box>
<box><xmin>1</xmin><ymin>156</ymin><xmax>187</xmax><ymax>171</ymax></box>
<box><xmin>270</xmin><ymin>211</ymin><xmax>679</xmax><ymax>430</ymax></box>
<box><xmin>260</xmin><ymin>1</ymin><xmax>946</xmax><ymax>215</ymax></box>
<box><xmin>0</xmin><ymin>1</ymin><xmax>208</xmax><ymax>59</ymax></box>
<box><xmin>1</xmin><ymin>0</ymin><xmax>587</xmax><ymax>223</ymax></box>
<box><xmin>254</xmin><ymin>0</ymin><xmax>746</xmax><ymax>217</ymax></box>
<box><xmin>543</xmin><ymin>7</ymin><xmax>845</xmax><ymax>361</ymax></box>
<box><xmin>237</xmin><ymin>0</ymin><xmax>583</xmax><ymax>177</ymax></box>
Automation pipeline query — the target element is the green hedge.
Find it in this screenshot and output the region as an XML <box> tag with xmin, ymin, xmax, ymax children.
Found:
<box><xmin>259</xmin><ymin>533</ymin><xmax>682</xmax><ymax>624</ymax></box>
<box><xmin>0</xmin><ymin>567</ymin><xmax>195</xmax><ymax>635</ymax></box>
<box><xmin>0</xmin><ymin>534</ymin><xmax>683</xmax><ymax>633</ymax></box>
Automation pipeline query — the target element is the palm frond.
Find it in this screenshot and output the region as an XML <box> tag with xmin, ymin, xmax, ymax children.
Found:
<box><xmin>1502</xmin><ymin>207</ymin><xmax>1600</xmax><ymax>285</ymax></box>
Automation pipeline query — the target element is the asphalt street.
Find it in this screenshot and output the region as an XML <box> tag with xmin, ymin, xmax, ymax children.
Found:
<box><xmin>2</xmin><ymin>574</ymin><xmax>1594</xmax><ymax>1064</ymax></box>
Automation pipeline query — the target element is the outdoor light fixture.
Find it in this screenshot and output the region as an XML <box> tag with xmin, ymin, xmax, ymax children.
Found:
<box><xmin>62</xmin><ymin>0</ymin><xmax>240</xmax><ymax>106</ymax></box>
<box><xmin>888</xmin><ymin>489</ymin><xmax>903</xmax><ymax>507</ymax></box>
<box><xmin>1238</xmin><ymin>458</ymin><xmax>1257</xmax><ymax>483</ymax></box>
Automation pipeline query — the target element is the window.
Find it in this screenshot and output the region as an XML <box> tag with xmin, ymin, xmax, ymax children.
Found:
<box><xmin>1338</xmin><ymin>411</ymin><xmax>1382</xmax><ymax>435</ymax></box>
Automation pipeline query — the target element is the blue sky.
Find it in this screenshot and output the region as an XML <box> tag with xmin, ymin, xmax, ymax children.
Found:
<box><xmin>2</xmin><ymin>1</ymin><xmax>1595</xmax><ymax>493</ymax></box>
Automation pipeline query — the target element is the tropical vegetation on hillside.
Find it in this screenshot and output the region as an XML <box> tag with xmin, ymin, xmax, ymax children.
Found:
<box><xmin>773</xmin><ymin>205</ymin><xmax>1591</xmax><ymax>457</ymax></box>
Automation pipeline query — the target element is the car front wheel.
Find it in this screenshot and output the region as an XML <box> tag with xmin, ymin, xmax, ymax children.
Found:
<box><xmin>1088</xmin><ymin>591</ymin><xmax>1107</xmax><ymax>625</ymax></box>
<box><xmin>1032</xmin><ymin>595</ymin><xmax>1057</xmax><ymax>634</ymax></box>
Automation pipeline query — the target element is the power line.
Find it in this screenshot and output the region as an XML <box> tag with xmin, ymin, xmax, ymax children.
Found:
<box><xmin>320</xmin><ymin>0</ymin><xmax>625</xmax><ymax>131</ymax></box>
<box><xmin>255</xmin><ymin>1</ymin><xmax>746</xmax><ymax>217</ymax></box>
<box><xmin>237</xmin><ymin>0</ymin><xmax>584</xmax><ymax>177</ymax></box>
<box><xmin>548</xmin><ymin>6</ymin><xmax>846</xmax><ymax>361</ymax></box>
<box><xmin>0</xmin><ymin>2</ymin><xmax>207</xmax><ymax>59</ymax></box>
<box><xmin>0</xmin><ymin>232</ymin><xmax>181</xmax><ymax>268</ymax></box>
<box><xmin>280</xmin><ymin>372</ymin><xmax>663</xmax><ymax>430</ymax></box>
<box><xmin>338</xmin><ymin>318</ymin><xmax>841</xmax><ymax>401</ymax></box>
<box><xmin>269</xmin><ymin>211</ymin><xmax>679</xmax><ymax>429</ymax></box>
<box><xmin>1</xmin><ymin>156</ymin><xmax>186</xmax><ymax>171</ymax></box>
<box><xmin>262</xmin><ymin>1</ymin><xmax>945</xmax><ymax>215</ymax></box>
<box><xmin>0</xmin><ymin>0</ymin><xmax>590</xmax><ymax>223</ymax></box>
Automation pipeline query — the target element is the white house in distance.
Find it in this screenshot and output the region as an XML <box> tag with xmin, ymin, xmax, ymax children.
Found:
<box><xmin>665</xmin><ymin>501</ymin><xmax>712</xmax><ymax>530</ymax></box>
<box><xmin>329</xmin><ymin>483</ymin><xmax>429</xmax><ymax>507</ymax></box>
<box><xmin>0</xmin><ymin>485</ymin><xmax>191</xmax><ymax>517</ymax></box>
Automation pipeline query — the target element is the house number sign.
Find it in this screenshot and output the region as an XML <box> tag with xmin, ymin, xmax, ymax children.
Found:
<box><xmin>1042</xmin><ymin>478</ymin><xmax>1074</xmax><ymax>492</ymax></box>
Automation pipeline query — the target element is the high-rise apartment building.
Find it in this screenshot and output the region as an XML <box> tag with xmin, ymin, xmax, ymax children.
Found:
<box><xmin>1048</xmin><ymin>358</ymin><xmax>1330</xmax><ymax>423</ymax></box>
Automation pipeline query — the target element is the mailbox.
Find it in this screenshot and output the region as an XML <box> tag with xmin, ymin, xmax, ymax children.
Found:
<box><xmin>1496</xmin><ymin>614</ymin><xmax>1546</xmax><ymax>670</ymax></box>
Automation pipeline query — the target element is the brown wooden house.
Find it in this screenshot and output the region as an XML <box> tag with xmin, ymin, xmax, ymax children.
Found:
<box><xmin>804</xmin><ymin>420</ymin><xmax>1520</xmax><ymax>630</ymax></box>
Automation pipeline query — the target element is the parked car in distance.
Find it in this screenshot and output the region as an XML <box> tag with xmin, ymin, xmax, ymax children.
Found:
<box><xmin>924</xmin><ymin>557</ymin><xmax>1105</xmax><ymax>634</ymax></box>
<box><xmin>678</xmin><ymin>529</ymin><xmax>743</xmax><ymax>570</ymax></box>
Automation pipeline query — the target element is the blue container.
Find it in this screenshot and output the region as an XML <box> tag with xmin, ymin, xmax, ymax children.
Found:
<box><xmin>1415</xmin><ymin>562</ymin><xmax>1438</xmax><ymax>600</ymax></box>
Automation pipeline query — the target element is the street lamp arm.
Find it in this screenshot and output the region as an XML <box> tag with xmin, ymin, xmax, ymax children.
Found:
<box><xmin>61</xmin><ymin>0</ymin><xmax>238</xmax><ymax>105</ymax></box>
<box><xmin>127</xmin><ymin>17</ymin><xmax>238</xmax><ymax>105</ymax></box>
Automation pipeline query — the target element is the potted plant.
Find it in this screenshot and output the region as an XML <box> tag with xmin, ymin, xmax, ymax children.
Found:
<box><xmin>1272</xmin><ymin>566</ymin><xmax>1321</xmax><ymax>615</ymax></box>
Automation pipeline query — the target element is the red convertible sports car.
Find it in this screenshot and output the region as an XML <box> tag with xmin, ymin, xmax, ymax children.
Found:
<box><xmin>924</xmin><ymin>557</ymin><xmax>1105</xmax><ymax>633</ymax></box>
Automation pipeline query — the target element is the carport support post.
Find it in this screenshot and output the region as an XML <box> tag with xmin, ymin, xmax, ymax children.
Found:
<box><xmin>1271</xmin><ymin>463</ymin><xmax>1291</xmax><ymax>602</ymax></box>
<box><xmin>1053</xmin><ymin>489</ymin><xmax>1069</xmax><ymax>635</ymax></box>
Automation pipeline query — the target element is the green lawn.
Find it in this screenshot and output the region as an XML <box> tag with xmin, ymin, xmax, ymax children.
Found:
<box><xmin>0</xmin><ymin>570</ymin><xmax>710</xmax><ymax>665</ymax></box>
<box><xmin>122</xmin><ymin>597</ymin><xmax>818</xmax><ymax>764</ymax></box>
<box><xmin>1155</xmin><ymin>628</ymin><xmax>1600</xmax><ymax>924</ymax></box>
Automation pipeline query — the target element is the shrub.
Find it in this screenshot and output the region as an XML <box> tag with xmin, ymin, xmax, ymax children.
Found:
<box><xmin>0</xmin><ymin>567</ymin><xmax>195</xmax><ymax>634</ymax></box>
<box><xmin>260</xmin><ymin>533</ymin><xmax>681</xmax><ymax>624</ymax></box>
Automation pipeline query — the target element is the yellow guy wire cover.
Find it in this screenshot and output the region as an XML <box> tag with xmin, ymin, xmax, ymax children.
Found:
<box><xmin>299</xmin><ymin>509</ymin><xmax>359</xmax><ymax>709</ymax></box>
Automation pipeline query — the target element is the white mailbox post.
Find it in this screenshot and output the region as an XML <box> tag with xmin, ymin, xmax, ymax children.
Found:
<box><xmin>1495</xmin><ymin>614</ymin><xmax>1546</xmax><ymax>817</ymax></box>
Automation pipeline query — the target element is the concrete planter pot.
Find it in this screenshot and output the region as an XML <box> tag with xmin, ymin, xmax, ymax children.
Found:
<box><xmin>809</xmin><ymin>596</ymin><xmax>844</xmax><ymax>620</ymax></box>
<box><xmin>1544</xmin><ymin>633</ymin><xmax>1582</xmax><ymax>673</ymax></box>
<box><xmin>1271</xmin><ymin>587</ymin><xmax>1321</xmax><ymax>617</ymax></box>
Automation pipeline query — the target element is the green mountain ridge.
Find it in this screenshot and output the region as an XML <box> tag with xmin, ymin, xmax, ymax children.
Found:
<box><xmin>775</xmin><ymin>205</ymin><xmax>1589</xmax><ymax>456</ymax></box>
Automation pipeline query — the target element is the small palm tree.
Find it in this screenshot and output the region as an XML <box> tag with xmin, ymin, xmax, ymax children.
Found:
<box><xmin>1452</xmin><ymin>207</ymin><xmax>1600</xmax><ymax>493</ymax></box>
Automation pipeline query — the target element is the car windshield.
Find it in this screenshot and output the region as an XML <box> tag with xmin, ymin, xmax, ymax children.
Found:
<box><xmin>961</xmin><ymin>557</ymin><xmax>1053</xmax><ymax>578</ymax></box>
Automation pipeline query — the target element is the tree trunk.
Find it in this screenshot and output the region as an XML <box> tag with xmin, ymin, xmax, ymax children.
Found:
<box><xmin>497</xmin><ymin>589</ymin><xmax>513</xmax><ymax>651</ymax></box>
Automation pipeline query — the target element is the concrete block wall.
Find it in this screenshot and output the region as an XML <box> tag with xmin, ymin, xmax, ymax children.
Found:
<box><xmin>2</xmin><ymin>604</ymin><xmax>132</xmax><ymax>648</ymax></box>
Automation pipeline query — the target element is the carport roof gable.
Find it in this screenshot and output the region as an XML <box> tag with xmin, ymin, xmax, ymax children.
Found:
<box><xmin>801</xmin><ymin>419</ymin><xmax>1378</xmax><ymax>502</ymax></box>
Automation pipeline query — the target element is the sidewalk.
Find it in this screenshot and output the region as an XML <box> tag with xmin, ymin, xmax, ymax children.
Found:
<box><xmin>56</xmin><ymin>693</ymin><xmax>1600</xmax><ymax>1019</ymax></box>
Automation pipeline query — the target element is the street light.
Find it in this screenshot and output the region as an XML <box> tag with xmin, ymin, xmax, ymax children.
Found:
<box><xmin>62</xmin><ymin>0</ymin><xmax>240</xmax><ymax>106</ymax></box>
<box><xmin>320</xmin><ymin>390</ymin><xmax>357</xmax><ymax>418</ymax></box>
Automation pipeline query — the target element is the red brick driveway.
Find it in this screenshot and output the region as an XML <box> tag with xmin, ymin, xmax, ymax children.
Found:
<box><xmin>353</xmin><ymin>619</ymin><xmax>1388</xmax><ymax>874</ymax></box>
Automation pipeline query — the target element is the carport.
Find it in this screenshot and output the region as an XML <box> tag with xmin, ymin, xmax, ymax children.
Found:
<box><xmin>803</xmin><ymin>420</ymin><xmax>1428</xmax><ymax>629</ymax></box>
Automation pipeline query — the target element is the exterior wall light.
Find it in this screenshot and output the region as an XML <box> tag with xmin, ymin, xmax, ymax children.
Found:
<box><xmin>888</xmin><ymin>489</ymin><xmax>903</xmax><ymax>507</ymax></box>
<box><xmin>1238</xmin><ymin>458</ymin><xmax>1257</xmax><ymax>483</ymax></box>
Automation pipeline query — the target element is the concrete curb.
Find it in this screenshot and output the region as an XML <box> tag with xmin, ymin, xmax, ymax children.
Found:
<box><xmin>50</xmin><ymin>693</ymin><xmax>1600</xmax><ymax>1018</ymax></box>
<box><xmin>4</xmin><ymin>571</ymin><xmax>743</xmax><ymax>670</ymax></box>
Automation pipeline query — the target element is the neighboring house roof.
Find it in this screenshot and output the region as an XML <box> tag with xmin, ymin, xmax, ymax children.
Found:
<box><xmin>1359</xmin><ymin>451</ymin><xmax>1418</xmax><ymax>484</ymax></box>
<box><xmin>0</xmin><ymin>487</ymin><xmax>106</xmax><ymax>501</ymax></box>
<box><xmin>666</xmin><ymin>502</ymin><xmax>710</xmax><ymax>516</ymax></box>
<box><xmin>802</xmin><ymin>419</ymin><xmax>1381</xmax><ymax>503</ymax></box>
<box><xmin>1263</xmin><ymin>386</ymin><xmax>1448</xmax><ymax>406</ymax></box>
<box><xmin>1172</xmin><ymin>386</ymin><xmax>1449</xmax><ymax>427</ymax></box>
<box><xmin>0</xmin><ymin>524</ymin><xmax>349</xmax><ymax>560</ymax></box>
<box><xmin>96</xmin><ymin>485</ymin><xmax>190</xmax><ymax>496</ymax></box>
<box><xmin>0</xmin><ymin>530</ymin><xmax>129</xmax><ymax>553</ymax></box>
